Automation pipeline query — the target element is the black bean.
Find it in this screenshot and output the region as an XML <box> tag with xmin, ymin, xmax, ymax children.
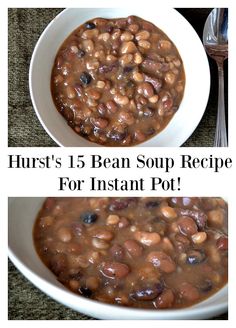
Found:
<box><xmin>84</xmin><ymin>22</ymin><xmax>96</xmax><ymax>29</ymax></box>
<box><xmin>80</xmin><ymin>72</ymin><xmax>92</xmax><ymax>85</ymax></box>
<box><xmin>80</xmin><ymin>211</ymin><xmax>98</xmax><ymax>224</ymax></box>
<box><xmin>186</xmin><ymin>249</ymin><xmax>206</xmax><ymax>265</ymax></box>
<box><xmin>79</xmin><ymin>287</ymin><xmax>93</xmax><ymax>298</ymax></box>
<box><xmin>123</xmin><ymin>66</ymin><xmax>134</xmax><ymax>74</ymax></box>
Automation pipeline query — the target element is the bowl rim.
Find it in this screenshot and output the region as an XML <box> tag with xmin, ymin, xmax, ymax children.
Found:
<box><xmin>8</xmin><ymin>245</ymin><xmax>228</xmax><ymax>320</ymax></box>
<box><xmin>29</xmin><ymin>7</ymin><xmax>210</xmax><ymax>148</ymax></box>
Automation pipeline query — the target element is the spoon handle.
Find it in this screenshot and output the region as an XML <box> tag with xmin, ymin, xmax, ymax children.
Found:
<box><xmin>214</xmin><ymin>62</ymin><xmax>228</xmax><ymax>147</ymax></box>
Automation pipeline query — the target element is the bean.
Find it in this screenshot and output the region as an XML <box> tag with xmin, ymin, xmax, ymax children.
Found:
<box><xmin>69</xmin><ymin>279</ymin><xmax>80</xmax><ymax>291</ymax></box>
<box><xmin>106</xmin><ymin>54</ymin><xmax>117</xmax><ymax>62</ymax></box>
<box><xmin>106</xmin><ymin>100</ymin><xmax>118</xmax><ymax>113</ymax></box>
<box><xmin>94</xmin><ymin>50</ymin><xmax>105</xmax><ymax>60</ymax></box>
<box><xmin>177</xmin><ymin>216</ymin><xmax>198</xmax><ymax>236</ymax></box>
<box><xmin>147</xmin><ymin>251</ymin><xmax>176</xmax><ymax>273</ymax></box>
<box><xmin>216</xmin><ymin>236</ymin><xmax>228</xmax><ymax>250</ymax></box>
<box><xmin>143</xmin><ymin>108</ymin><xmax>154</xmax><ymax>117</ymax></box>
<box><xmin>68</xmin><ymin>254</ymin><xmax>89</xmax><ymax>269</ymax></box>
<box><xmin>128</xmin><ymin>24</ymin><xmax>139</xmax><ymax>33</ymax></box>
<box><xmin>137</xmin><ymin>82</ymin><xmax>154</xmax><ymax>98</ymax></box>
<box><xmin>165</xmin><ymin>72</ymin><xmax>176</xmax><ymax>85</ymax></box>
<box><xmin>130</xmin><ymin>283</ymin><xmax>163</xmax><ymax>301</ymax></box>
<box><xmin>124</xmin><ymin>239</ymin><xmax>143</xmax><ymax>257</ymax></box>
<box><xmin>134</xmin><ymin>130</ymin><xmax>146</xmax><ymax>142</ymax></box>
<box><xmin>94</xmin><ymin>229</ymin><xmax>114</xmax><ymax>241</ymax></box>
<box><xmin>207</xmin><ymin>209</ymin><xmax>225</xmax><ymax>226</ymax></box>
<box><xmin>192</xmin><ymin>232</ymin><xmax>207</xmax><ymax>244</ymax></box>
<box><xmin>70</xmin><ymin>45</ymin><xmax>79</xmax><ymax>53</ymax></box>
<box><xmin>101</xmin><ymin>262</ymin><xmax>130</xmax><ymax>279</ymax></box>
<box><xmin>138</xmin><ymin>40</ymin><xmax>151</xmax><ymax>49</ymax></box>
<box><xmin>145</xmin><ymin>200</ymin><xmax>160</xmax><ymax>208</ymax></box>
<box><xmin>98</xmin><ymin>32</ymin><xmax>110</xmax><ymax>42</ymax></box>
<box><xmin>112</xmin><ymin>29</ymin><xmax>121</xmax><ymax>40</ymax></box>
<box><xmin>106</xmin><ymin>214</ymin><xmax>120</xmax><ymax>225</ymax></box>
<box><xmin>161</xmin><ymin>206</ymin><xmax>177</xmax><ymax>219</ymax></box>
<box><xmin>50</xmin><ymin>254</ymin><xmax>67</xmax><ymax>275</ymax></box>
<box><xmin>178</xmin><ymin>282</ymin><xmax>200</xmax><ymax>301</ymax></box>
<box><xmin>86</xmin><ymin>89</ymin><xmax>101</xmax><ymax>100</ymax></box>
<box><xmin>153</xmin><ymin>289</ymin><xmax>175</xmax><ymax>309</ymax></box>
<box><xmin>114</xmin><ymin>94</ymin><xmax>129</xmax><ymax>106</ymax></box>
<box><xmin>80</xmin><ymin>211</ymin><xmax>97</xmax><ymax>224</ymax></box>
<box><xmin>82</xmin><ymin>28</ymin><xmax>99</xmax><ymax>39</ymax></box>
<box><xmin>118</xmin><ymin>217</ymin><xmax>130</xmax><ymax>228</ymax></box>
<box><xmin>80</xmin><ymin>72</ymin><xmax>92</xmax><ymax>85</ymax></box>
<box><xmin>92</xmin><ymin>237</ymin><xmax>109</xmax><ymax>249</ymax></box>
<box><xmin>96</xmin><ymin>80</ymin><xmax>106</xmax><ymax>89</ymax></box>
<box><xmin>119</xmin><ymin>54</ymin><xmax>133</xmax><ymax>66</ymax></box>
<box><xmin>120</xmin><ymin>41</ymin><xmax>137</xmax><ymax>54</ymax></box>
<box><xmin>134</xmin><ymin>52</ymin><xmax>143</xmax><ymax>64</ymax></box>
<box><xmin>57</xmin><ymin>227</ymin><xmax>72</xmax><ymax>242</ymax></box>
<box><xmin>82</xmin><ymin>39</ymin><xmax>94</xmax><ymax>52</ymax></box>
<box><xmin>85</xmin><ymin>22</ymin><xmax>96</xmax><ymax>30</ymax></box>
<box><xmin>132</xmin><ymin>71</ymin><xmax>144</xmax><ymax>82</ymax></box>
<box><xmin>77</xmin><ymin>49</ymin><xmax>86</xmax><ymax>58</ymax></box>
<box><xmin>121</xmin><ymin>31</ymin><xmax>134</xmax><ymax>41</ymax></box>
<box><xmin>158</xmin><ymin>39</ymin><xmax>172</xmax><ymax>51</ymax></box>
<box><xmin>148</xmin><ymin>95</ymin><xmax>159</xmax><ymax>103</ymax></box>
<box><xmin>134</xmin><ymin>231</ymin><xmax>161</xmax><ymax>246</ymax></box>
<box><xmin>186</xmin><ymin>249</ymin><xmax>206</xmax><ymax>264</ymax></box>
<box><xmin>110</xmin><ymin>244</ymin><xmax>125</xmax><ymax>260</ymax></box>
<box><xmin>135</xmin><ymin>30</ymin><xmax>150</xmax><ymax>41</ymax></box>
<box><xmin>85</xmin><ymin>277</ymin><xmax>100</xmax><ymax>291</ymax></box>
<box><xmin>79</xmin><ymin>286</ymin><xmax>93</xmax><ymax>298</ymax></box>
<box><xmin>118</xmin><ymin>111</ymin><xmax>135</xmax><ymax>125</ymax></box>
<box><xmin>86</xmin><ymin>59</ymin><xmax>99</xmax><ymax>70</ymax></box>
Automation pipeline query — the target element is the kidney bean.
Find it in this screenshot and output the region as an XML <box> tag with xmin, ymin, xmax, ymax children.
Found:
<box><xmin>130</xmin><ymin>282</ymin><xmax>163</xmax><ymax>301</ymax></box>
<box><xmin>153</xmin><ymin>289</ymin><xmax>175</xmax><ymax>309</ymax></box>
<box><xmin>124</xmin><ymin>239</ymin><xmax>143</xmax><ymax>257</ymax></box>
<box><xmin>177</xmin><ymin>216</ymin><xmax>198</xmax><ymax>236</ymax></box>
<box><xmin>101</xmin><ymin>262</ymin><xmax>130</xmax><ymax>279</ymax></box>
<box><xmin>192</xmin><ymin>232</ymin><xmax>207</xmax><ymax>244</ymax></box>
<box><xmin>178</xmin><ymin>282</ymin><xmax>200</xmax><ymax>301</ymax></box>
<box><xmin>147</xmin><ymin>251</ymin><xmax>176</xmax><ymax>273</ymax></box>
<box><xmin>216</xmin><ymin>236</ymin><xmax>228</xmax><ymax>251</ymax></box>
<box><xmin>186</xmin><ymin>249</ymin><xmax>206</xmax><ymax>265</ymax></box>
<box><xmin>90</xmin><ymin>117</ymin><xmax>109</xmax><ymax>129</ymax></box>
<box><xmin>134</xmin><ymin>231</ymin><xmax>161</xmax><ymax>246</ymax></box>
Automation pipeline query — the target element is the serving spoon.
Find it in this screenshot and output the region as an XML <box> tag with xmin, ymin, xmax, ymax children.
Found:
<box><xmin>203</xmin><ymin>8</ymin><xmax>228</xmax><ymax>147</ymax></box>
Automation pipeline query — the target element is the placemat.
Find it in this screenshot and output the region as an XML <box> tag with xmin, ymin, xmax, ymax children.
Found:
<box><xmin>8</xmin><ymin>8</ymin><xmax>228</xmax><ymax>147</ymax></box>
<box><xmin>8</xmin><ymin>259</ymin><xmax>227</xmax><ymax>320</ymax></box>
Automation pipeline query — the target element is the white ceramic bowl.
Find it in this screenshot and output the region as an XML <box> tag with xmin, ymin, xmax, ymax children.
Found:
<box><xmin>8</xmin><ymin>197</ymin><xmax>227</xmax><ymax>319</ymax></box>
<box><xmin>29</xmin><ymin>8</ymin><xmax>210</xmax><ymax>147</ymax></box>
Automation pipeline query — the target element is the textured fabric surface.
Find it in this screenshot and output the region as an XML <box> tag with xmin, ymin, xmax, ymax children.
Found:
<box><xmin>8</xmin><ymin>259</ymin><xmax>227</xmax><ymax>320</ymax></box>
<box><xmin>8</xmin><ymin>8</ymin><xmax>228</xmax><ymax>147</ymax></box>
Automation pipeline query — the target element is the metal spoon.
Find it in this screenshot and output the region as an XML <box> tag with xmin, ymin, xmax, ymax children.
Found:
<box><xmin>203</xmin><ymin>8</ymin><xmax>228</xmax><ymax>147</ymax></box>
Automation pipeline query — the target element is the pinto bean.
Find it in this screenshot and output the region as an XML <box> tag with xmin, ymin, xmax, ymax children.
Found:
<box><xmin>124</xmin><ymin>239</ymin><xmax>143</xmax><ymax>257</ymax></box>
<box><xmin>177</xmin><ymin>216</ymin><xmax>198</xmax><ymax>236</ymax></box>
<box><xmin>134</xmin><ymin>231</ymin><xmax>161</xmax><ymax>246</ymax></box>
<box><xmin>192</xmin><ymin>232</ymin><xmax>207</xmax><ymax>244</ymax></box>
<box><xmin>147</xmin><ymin>251</ymin><xmax>176</xmax><ymax>273</ymax></box>
<box><xmin>158</xmin><ymin>39</ymin><xmax>172</xmax><ymax>51</ymax></box>
<box><xmin>121</xmin><ymin>31</ymin><xmax>134</xmax><ymax>41</ymax></box>
<box><xmin>90</xmin><ymin>117</ymin><xmax>109</xmax><ymax>129</ymax></box>
<box><xmin>93</xmin><ymin>229</ymin><xmax>114</xmax><ymax>241</ymax></box>
<box><xmin>161</xmin><ymin>206</ymin><xmax>177</xmax><ymax>219</ymax></box>
<box><xmin>114</xmin><ymin>94</ymin><xmax>129</xmax><ymax>106</ymax></box>
<box><xmin>118</xmin><ymin>111</ymin><xmax>135</xmax><ymax>125</ymax></box>
<box><xmin>137</xmin><ymin>82</ymin><xmax>154</xmax><ymax>98</ymax></box>
<box><xmin>135</xmin><ymin>30</ymin><xmax>150</xmax><ymax>41</ymax></box>
<box><xmin>92</xmin><ymin>237</ymin><xmax>110</xmax><ymax>249</ymax></box>
<box><xmin>106</xmin><ymin>214</ymin><xmax>120</xmax><ymax>225</ymax></box>
<box><xmin>133</xmin><ymin>52</ymin><xmax>143</xmax><ymax>64</ymax></box>
<box><xmin>98</xmin><ymin>32</ymin><xmax>110</xmax><ymax>42</ymax></box>
<box><xmin>101</xmin><ymin>262</ymin><xmax>130</xmax><ymax>279</ymax></box>
<box><xmin>138</xmin><ymin>40</ymin><xmax>151</xmax><ymax>49</ymax></box>
<box><xmin>82</xmin><ymin>39</ymin><xmax>94</xmax><ymax>53</ymax></box>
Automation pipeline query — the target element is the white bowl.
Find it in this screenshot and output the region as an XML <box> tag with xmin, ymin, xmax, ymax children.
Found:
<box><xmin>8</xmin><ymin>197</ymin><xmax>227</xmax><ymax>319</ymax></box>
<box><xmin>29</xmin><ymin>8</ymin><xmax>210</xmax><ymax>147</ymax></box>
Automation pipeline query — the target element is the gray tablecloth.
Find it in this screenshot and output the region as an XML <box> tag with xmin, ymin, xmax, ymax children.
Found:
<box><xmin>8</xmin><ymin>8</ymin><xmax>228</xmax><ymax>147</ymax></box>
